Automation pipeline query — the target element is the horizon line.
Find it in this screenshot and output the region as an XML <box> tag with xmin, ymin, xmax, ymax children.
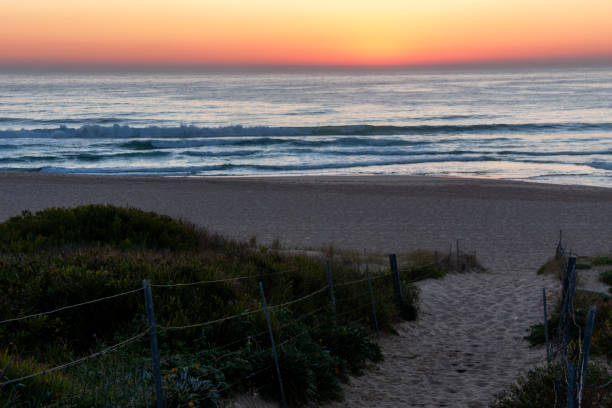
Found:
<box><xmin>2</xmin><ymin>55</ymin><xmax>612</xmax><ymax>72</ymax></box>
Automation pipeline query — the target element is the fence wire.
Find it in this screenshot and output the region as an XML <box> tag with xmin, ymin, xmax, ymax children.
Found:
<box><xmin>0</xmin><ymin>287</ymin><xmax>144</xmax><ymax>325</ymax></box>
<box><xmin>2</xmin><ymin>245</ymin><xmax>479</xmax><ymax>407</ymax></box>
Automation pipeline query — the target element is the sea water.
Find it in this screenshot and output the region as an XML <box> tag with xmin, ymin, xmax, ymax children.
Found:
<box><xmin>0</xmin><ymin>68</ymin><xmax>611</xmax><ymax>186</ymax></box>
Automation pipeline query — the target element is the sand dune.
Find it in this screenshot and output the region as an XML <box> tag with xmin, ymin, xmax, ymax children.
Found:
<box><xmin>1</xmin><ymin>173</ymin><xmax>611</xmax><ymax>406</ymax></box>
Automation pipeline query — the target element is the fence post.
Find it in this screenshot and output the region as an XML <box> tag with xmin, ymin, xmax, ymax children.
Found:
<box><xmin>259</xmin><ymin>281</ymin><xmax>287</xmax><ymax>408</ymax></box>
<box><xmin>456</xmin><ymin>239</ymin><xmax>460</xmax><ymax>270</ymax></box>
<box><xmin>578</xmin><ymin>305</ymin><xmax>597</xmax><ymax>406</ymax></box>
<box><xmin>326</xmin><ymin>260</ymin><xmax>337</xmax><ymax>323</ymax></box>
<box><xmin>542</xmin><ymin>288</ymin><xmax>551</xmax><ymax>366</ymax></box>
<box><xmin>568</xmin><ymin>363</ymin><xmax>575</xmax><ymax>408</ymax></box>
<box><xmin>366</xmin><ymin>264</ymin><xmax>379</xmax><ymax>338</ymax></box>
<box><xmin>556</xmin><ymin>256</ymin><xmax>576</xmax><ymax>359</ymax></box>
<box><xmin>556</xmin><ymin>229</ymin><xmax>563</xmax><ymax>259</ymax></box>
<box><xmin>434</xmin><ymin>251</ymin><xmax>438</xmax><ymax>268</ymax></box>
<box><xmin>142</xmin><ymin>280</ymin><xmax>164</xmax><ymax>408</ymax></box>
<box><xmin>389</xmin><ymin>254</ymin><xmax>402</xmax><ymax>304</ymax></box>
<box><xmin>563</xmin><ymin>256</ymin><xmax>577</xmax><ymax>353</ymax></box>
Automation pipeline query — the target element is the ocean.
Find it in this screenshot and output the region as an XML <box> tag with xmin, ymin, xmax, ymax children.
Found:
<box><xmin>0</xmin><ymin>68</ymin><xmax>611</xmax><ymax>187</ymax></box>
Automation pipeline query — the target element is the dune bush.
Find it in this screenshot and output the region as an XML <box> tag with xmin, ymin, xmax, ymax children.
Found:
<box><xmin>0</xmin><ymin>205</ymin><xmax>406</xmax><ymax>406</ymax></box>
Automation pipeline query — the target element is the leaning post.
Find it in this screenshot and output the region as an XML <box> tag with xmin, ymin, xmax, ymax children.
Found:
<box><xmin>259</xmin><ymin>282</ymin><xmax>287</xmax><ymax>408</ymax></box>
<box><xmin>143</xmin><ymin>280</ymin><xmax>164</xmax><ymax>408</ymax></box>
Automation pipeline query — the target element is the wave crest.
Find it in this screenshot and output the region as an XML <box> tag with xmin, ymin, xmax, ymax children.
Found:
<box><xmin>2</xmin><ymin>122</ymin><xmax>612</xmax><ymax>139</ymax></box>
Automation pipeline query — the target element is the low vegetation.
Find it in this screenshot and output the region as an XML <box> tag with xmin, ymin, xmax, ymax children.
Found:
<box><xmin>592</xmin><ymin>256</ymin><xmax>612</xmax><ymax>266</ymax></box>
<box><xmin>525</xmin><ymin>290</ymin><xmax>612</xmax><ymax>359</ymax></box>
<box><xmin>0</xmin><ymin>205</ymin><xmax>476</xmax><ymax>407</ymax></box>
<box><xmin>498</xmin><ymin>255</ymin><xmax>612</xmax><ymax>408</ymax></box>
<box><xmin>600</xmin><ymin>270</ymin><xmax>612</xmax><ymax>287</ymax></box>
<box><xmin>536</xmin><ymin>257</ymin><xmax>566</xmax><ymax>279</ymax></box>
<box><xmin>490</xmin><ymin>362</ymin><xmax>612</xmax><ymax>408</ymax></box>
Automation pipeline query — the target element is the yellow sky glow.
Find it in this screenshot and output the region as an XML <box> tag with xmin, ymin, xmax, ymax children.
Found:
<box><xmin>1</xmin><ymin>0</ymin><xmax>611</xmax><ymax>66</ymax></box>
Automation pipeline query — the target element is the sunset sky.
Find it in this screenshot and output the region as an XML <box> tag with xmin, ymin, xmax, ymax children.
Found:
<box><xmin>2</xmin><ymin>0</ymin><xmax>612</xmax><ymax>67</ymax></box>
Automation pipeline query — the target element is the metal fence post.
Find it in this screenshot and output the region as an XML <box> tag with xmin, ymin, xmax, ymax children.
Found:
<box><xmin>543</xmin><ymin>288</ymin><xmax>551</xmax><ymax>366</ymax></box>
<box><xmin>578</xmin><ymin>305</ymin><xmax>597</xmax><ymax>406</ymax></box>
<box><xmin>259</xmin><ymin>281</ymin><xmax>287</xmax><ymax>408</ymax></box>
<box><xmin>366</xmin><ymin>264</ymin><xmax>379</xmax><ymax>338</ymax></box>
<box><xmin>326</xmin><ymin>260</ymin><xmax>337</xmax><ymax>323</ymax></box>
<box><xmin>142</xmin><ymin>280</ymin><xmax>164</xmax><ymax>408</ymax></box>
<box><xmin>389</xmin><ymin>254</ymin><xmax>402</xmax><ymax>304</ymax></box>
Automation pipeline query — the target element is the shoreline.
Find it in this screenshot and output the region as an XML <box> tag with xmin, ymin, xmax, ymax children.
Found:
<box><xmin>2</xmin><ymin>170</ymin><xmax>612</xmax><ymax>192</ymax></box>
<box><xmin>2</xmin><ymin>171</ymin><xmax>611</xmax><ymax>270</ymax></box>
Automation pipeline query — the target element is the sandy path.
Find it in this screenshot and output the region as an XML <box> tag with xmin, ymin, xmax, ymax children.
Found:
<box><xmin>329</xmin><ymin>268</ymin><xmax>560</xmax><ymax>408</ymax></box>
<box><xmin>1</xmin><ymin>173</ymin><xmax>611</xmax><ymax>406</ymax></box>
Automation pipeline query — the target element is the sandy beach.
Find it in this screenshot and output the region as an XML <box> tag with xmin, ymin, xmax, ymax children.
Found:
<box><xmin>1</xmin><ymin>172</ymin><xmax>611</xmax><ymax>406</ymax></box>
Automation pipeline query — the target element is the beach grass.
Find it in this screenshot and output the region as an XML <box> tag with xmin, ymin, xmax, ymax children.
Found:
<box><xmin>490</xmin><ymin>362</ymin><xmax>612</xmax><ymax>408</ymax></box>
<box><xmin>2</xmin><ymin>204</ymin><xmax>479</xmax><ymax>406</ymax></box>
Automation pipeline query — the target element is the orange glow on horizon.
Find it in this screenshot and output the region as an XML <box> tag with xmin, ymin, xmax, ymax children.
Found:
<box><xmin>1</xmin><ymin>1</ymin><xmax>611</xmax><ymax>67</ymax></box>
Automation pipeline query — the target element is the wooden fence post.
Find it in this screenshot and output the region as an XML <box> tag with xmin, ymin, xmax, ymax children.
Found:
<box><xmin>326</xmin><ymin>260</ymin><xmax>337</xmax><ymax>323</ymax></box>
<box><xmin>456</xmin><ymin>239</ymin><xmax>460</xmax><ymax>270</ymax></box>
<box><xmin>366</xmin><ymin>264</ymin><xmax>379</xmax><ymax>338</ymax></box>
<box><xmin>556</xmin><ymin>256</ymin><xmax>576</xmax><ymax>358</ymax></box>
<box><xmin>259</xmin><ymin>282</ymin><xmax>287</xmax><ymax>408</ymax></box>
<box><xmin>556</xmin><ymin>229</ymin><xmax>563</xmax><ymax>259</ymax></box>
<box><xmin>389</xmin><ymin>254</ymin><xmax>402</xmax><ymax>304</ymax></box>
<box><xmin>142</xmin><ymin>280</ymin><xmax>164</xmax><ymax>408</ymax></box>
<box><xmin>563</xmin><ymin>256</ymin><xmax>577</xmax><ymax>353</ymax></box>
<box><xmin>568</xmin><ymin>363</ymin><xmax>575</xmax><ymax>408</ymax></box>
<box><xmin>543</xmin><ymin>288</ymin><xmax>551</xmax><ymax>366</ymax></box>
<box><xmin>578</xmin><ymin>305</ymin><xmax>597</xmax><ymax>406</ymax></box>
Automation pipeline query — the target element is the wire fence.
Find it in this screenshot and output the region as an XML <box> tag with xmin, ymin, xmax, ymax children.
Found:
<box><xmin>539</xmin><ymin>231</ymin><xmax>603</xmax><ymax>408</ymax></box>
<box><xmin>0</xmin><ymin>240</ymin><xmax>479</xmax><ymax>408</ymax></box>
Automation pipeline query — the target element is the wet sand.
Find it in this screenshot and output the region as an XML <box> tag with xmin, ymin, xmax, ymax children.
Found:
<box><xmin>1</xmin><ymin>172</ymin><xmax>611</xmax><ymax>406</ymax></box>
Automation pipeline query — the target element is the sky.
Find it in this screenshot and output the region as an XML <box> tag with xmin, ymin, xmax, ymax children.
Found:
<box><xmin>1</xmin><ymin>0</ymin><xmax>611</xmax><ymax>67</ymax></box>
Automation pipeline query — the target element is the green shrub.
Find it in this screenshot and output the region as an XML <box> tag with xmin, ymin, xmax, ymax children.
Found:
<box><xmin>600</xmin><ymin>270</ymin><xmax>612</xmax><ymax>286</ymax></box>
<box><xmin>0</xmin><ymin>349</ymin><xmax>70</xmax><ymax>406</ymax></box>
<box><xmin>592</xmin><ymin>256</ymin><xmax>612</xmax><ymax>266</ymax></box>
<box><xmin>490</xmin><ymin>363</ymin><xmax>612</xmax><ymax>408</ymax></box>
<box><xmin>524</xmin><ymin>323</ymin><xmax>547</xmax><ymax>347</ymax></box>
<box><xmin>254</xmin><ymin>324</ymin><xmax>375</xmax><ymax>405</ymax></box>
<box><xmin>0</xmin><ymin>205</ymin><xmax>200</xmax><ymax>252</ymax></box>
<box><xmin>576</xmin><ymin>263</ymin><xmax>592</xmax><ymax>270</ymax></box>
<box><xmin>163</xmin><ymin>365</ymin><xmax>226</xmax><ymax>408</ymax></box>
<box><xmin>313</xmin><ymin>322</ymin><xmax>382</xmax><ymax>376</ymax></box>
